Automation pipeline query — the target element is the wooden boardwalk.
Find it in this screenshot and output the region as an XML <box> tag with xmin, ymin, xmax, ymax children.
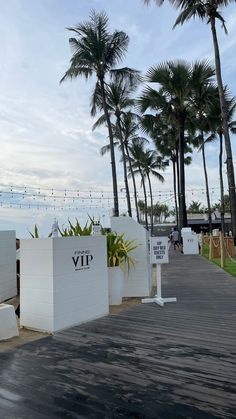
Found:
<box><xmin>0</xmin><ymin>251</ymin><xmax>236</xmax><ymax>418</ymax></box>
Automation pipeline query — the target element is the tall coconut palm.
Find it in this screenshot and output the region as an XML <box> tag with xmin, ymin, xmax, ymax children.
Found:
<box><xmin>139</xmin><ymin>60</ymin><xmax>195</xmax><ymax>230</ymax></box>
<box><xmin>143</xmin><ymin>150</ymin><xmax>166</xmax><ymax>234</ymax></box>
<box><xmin>206</xmin><ymin>89</ymin><xmax>236</xmax><ymax>233</ymax></box>
<box><xmin>144</xmin><ymin>0</ymin><xmax>236</xmax><ymax>237</ymax></box>
<box><xmin>128</xmin><ymin>140</ymin><xmax>150</xmax><ymax>229</ymax></box>
<box><xmin>172</xmin><ymin>0</ymin><xmax>236</xmax><ymax>237</ymax></box>
<box><xmin>141</xmin><ymin>113</ymin><xmax>192</xmax><ymax>229</ymax></box>
<box><xmin>193</xmin><ymin>129</ymin><xmax>215</xmax><ymax>232</ymax></box>
<box><xmin>120</xmin><ymin>113</ymin><xmax>149</xmax><ymax>223</ymax></box>
<box><xmin>128</xmin><ymin>141</ymin><xmax>165</xmax><ymax>231</ymax></box>
<box><xmin>190</xmin><ymin>61</ymin><xmax>216</xmax><ymax>232</ymax></box>
<box><xmin>138</xmin><ymin>200</ymin><xmax>146</xmax><ymax>222</ymax></box>
<box><xmin>60</xmin><ymin>11</ymin><xmax>138</xmax><ymax>216</ymax></box>
<box><xmin>92</xmin><ymin>81</ymin><xmax>138</xmax><ymax>217</ymax></box>
<box><xmin>100</xmin><ymin>112</ymin><xmax>146</xmax><ymax>222</ymax></box>
<box><xmin>159</xmin><ymin>142</ymin><xmax>192</xmax><ymax>229</ymax></box>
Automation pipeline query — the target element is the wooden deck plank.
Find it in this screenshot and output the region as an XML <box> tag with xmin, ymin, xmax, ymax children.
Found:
<box><xmin>0</xmin><ymin>250</ymin><xmax>236</xmax><ymax>418</ymax></box>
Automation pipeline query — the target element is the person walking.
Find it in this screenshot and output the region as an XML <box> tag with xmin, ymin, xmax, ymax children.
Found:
<box><xmin>171</xmin><ymin>227</ymin><xmax>180</xmax><ymax>250</ymax></box>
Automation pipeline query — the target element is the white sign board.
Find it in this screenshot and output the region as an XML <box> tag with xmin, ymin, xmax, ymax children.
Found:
<box><xmin>150</xmin><ymin>237</ymin><xmax>169</xmax><ymax>264</ymax></box>
<box><xmin>143</xmin><ymin>236</ymin><xmax>176</xmax><ymax>306</ymax></box>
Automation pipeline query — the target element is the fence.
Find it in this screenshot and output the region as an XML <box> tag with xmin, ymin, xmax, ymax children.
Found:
<box><xmin>201</xmin><ymin>233</ymin><xmax>235</xmax><ymax>268</ymax></box>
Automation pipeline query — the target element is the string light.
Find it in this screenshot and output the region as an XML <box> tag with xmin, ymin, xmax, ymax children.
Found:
<box><xmin>0</xmin><ymin>183</ymin><xmax>222</xmax><ymax>213</ymax></box>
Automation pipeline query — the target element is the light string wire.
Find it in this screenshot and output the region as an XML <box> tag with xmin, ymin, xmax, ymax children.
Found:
<box><xmin>0</xmin><ymin>183</ymin><xmax>221</xmax><ymax>211</ymax></box>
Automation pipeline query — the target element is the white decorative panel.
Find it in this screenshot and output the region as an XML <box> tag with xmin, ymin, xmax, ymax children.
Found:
<box><xmin>111</xmin><ymin>217</ymin><xmax>151</xmax><ymax>297</ymax></box>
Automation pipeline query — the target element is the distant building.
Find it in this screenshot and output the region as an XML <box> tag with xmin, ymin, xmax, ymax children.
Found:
<box><xmin>153</xmin><ymin>212</ymin><xmax>232</xmax><ymax>236</ymax></box>
<box><xmin>187</xmin><ymin>212</ymin><xmax>231</xmax><ymax>233</ymax></box>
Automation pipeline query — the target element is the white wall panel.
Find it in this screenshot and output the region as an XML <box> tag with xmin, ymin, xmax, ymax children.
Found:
<box><xmin>111</xmin><ymin>217</ymin><xmax>151</xmax><ymax>297</ymax></box>
<box><xmin>0</xmin><ymin>231</ymin><xmax>16</xmax><ymax>302</ymax></box>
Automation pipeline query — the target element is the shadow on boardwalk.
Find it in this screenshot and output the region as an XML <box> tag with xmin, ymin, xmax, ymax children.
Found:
<box><xmin>0</xmin><ymin>251</ymin><xmax>236</xmax><ymax>418</ymax></box>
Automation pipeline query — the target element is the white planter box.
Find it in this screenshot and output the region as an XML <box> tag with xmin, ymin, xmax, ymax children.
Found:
<box><xmin>0</xmin><ymin>304</ymin><xmax>19</xmax><ymax>340</ymax></box>
<box><xmin>20</xmin><ymin>236</ymin><xmax>109</xmax><ymax>333</ymax></box>
<box><xmin>0</xmin><ymin>231</ymin><xmax>17</xmax><ymax>302</ymax></box>
<box><xmin>111</xmin><ymin>217</ymin><xmax>151</xmax><ymax>297</ymax></box>
<box><xmin>108</xmin><ymin>267</ymin><xmax>124</xmax><ymax>305</ymax></box>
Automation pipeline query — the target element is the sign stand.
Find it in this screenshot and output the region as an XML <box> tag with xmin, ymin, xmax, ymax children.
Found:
<box><xmin>142</xmin><ymin>237</ymin><xmax>177</xmax><ymax>307</ymax></box>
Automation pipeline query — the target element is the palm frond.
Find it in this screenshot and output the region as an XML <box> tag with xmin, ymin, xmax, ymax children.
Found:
<box><xmin>92</xmin><ymin>114</ymin><xmax>108</xmax><ymax>131</ymax></box>
<box><xmin>100</xmin><ymin>144</ymin><xmax>110</xmax><ymax>156</ymax></box>
<box><xmin>100</xmin><ymin>141</ymin><xmax>119</xmax><ymax>156</ymax></box>
<box><xmin>110</xmin><ymin>67</ymin><xmax>141</xmax><ymax>88</ymax></box>
<box><xmin>60</xmin><ymin>63</ymin><xmax>93</xmax><ymax>83</ymax></box>
<box><xmin>138</xmin><ymin>86</ymin><xmax>166</xmax><ymax>113</ymax></box>
<box><xmin>151</xmin><ymin>171</ymin><xmax>165</xmax><ymax>183</ymax></box>
<box><xmin>106</xmin><ymin>30</ymin><xmax>129</xmax><ymax>67</ymax></box>
<box><xmin>90</xmin><ymin>82</ymin><xmax>103</xmax><ymax>116</ymax></box>
<box><xmin>143</xmin><ymin>0</ymin><xmax>165</xmax><ymax>5</ymax></box>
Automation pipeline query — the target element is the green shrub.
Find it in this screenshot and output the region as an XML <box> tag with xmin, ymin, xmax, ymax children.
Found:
<box><xmin>107</xmin><ymin>231</ymin><xmax>138</xmax><ymax>271</ymax></box>
<box><xmin>58</xmin><ymin>218</ymin><xmax>93</xmax><ymax>236</ymax></box>
<box><xmin>29</xmin><ymin>224</ymin><xmax>52</xmax><ymax>238</ymax></box>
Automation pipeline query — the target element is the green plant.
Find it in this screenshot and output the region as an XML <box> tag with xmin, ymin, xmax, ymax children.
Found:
<box><xmin>58</xmin><ymin>219</ymin><xmax>93</xmax><ymax>236</ymax></box>
<box><xmin>29</xmin><ymin>224</ymin><xmax>39</xmax><ymax>238</ymax></box>
<box><xmin>29</xmin><ymin>224</ymin><xmax>52</xmax><ymax>238</ymax></box>
<box><xmin>107</xmin><ymin>231</ymin><xmax>138</xmax><ymax>271</ymax></box>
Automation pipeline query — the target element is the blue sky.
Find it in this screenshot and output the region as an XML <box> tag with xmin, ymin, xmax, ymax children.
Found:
<box><xmin>0</xmin><ymin>0</ymin><xmax>236</xmax><ymax>237</ymax></box>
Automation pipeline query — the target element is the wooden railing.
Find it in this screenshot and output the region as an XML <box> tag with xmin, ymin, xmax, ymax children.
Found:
<box><xmin>201</xmin><ymin>233</ymin><xmax>235</xmax><ymax>268</ymax></box>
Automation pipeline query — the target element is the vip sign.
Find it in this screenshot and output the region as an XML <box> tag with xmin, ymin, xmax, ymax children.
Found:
<box><xmin>150</xmin><ymin>237</ymin><xmax>169</xmax><ymax>264</ymax></box>
<box><xmin>72</xmin><ymin>249</ymin><xmax>94</xmax><ymax>271</ymax></box>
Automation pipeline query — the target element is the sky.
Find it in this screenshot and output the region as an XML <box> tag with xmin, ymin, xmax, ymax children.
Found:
<box><xmin>0</xmin><ymin>0</ymin><xmax>236</xmax><ymax>237</ymax></box>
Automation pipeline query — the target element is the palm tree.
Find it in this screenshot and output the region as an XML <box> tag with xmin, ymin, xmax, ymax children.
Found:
<box><xmin>144</xmin><ymin>0</ymin><xmax>236</xmax><ymax>237</ymax></box>
<box><xmin>138</xmin><ymin>199</ymin><xmax>146</xmax><ymax>222</ymax></box>
<box><xmin>193</xmin><ymin>129</ymin><xmax>214</xmax><ymax>232</ymax></box>
<box><xmin>100</xmin><ymin>112</ymin><xmax>146</xmax><ymax>223</ymax></box>
<box><xmin>141</xmin><ymin>113</ymin><xmax>192</xmax><ymax>229</ymax></box>
<box><xmin>128</xmin><ymin>140</ymin><xmax>150</xmax><ymax>229</ymax></box>
<box><xmin>120</xmin><ymin>113</ymin><xmax>147</xmax><ymax>223</ymax></box>
<box><xmin>128</xmin><ymin>140</ymin><xmax>165</xmax><ymax>232</ymax></box>
<box><xmin>60</xmin><ymin>11</ymin><xmax>138</xmax><ymax>216</ymax></box>
<box><xmin>139</xmin><ymin>60</ymin><xmax>196</xmax><ymax>230</ymax></box>
<box><xmin>142</xmin><ymin>150</ymin><xmax>166</xmax><ymax>234</ymax></box>
<box><xmin>92</xmin><ymin>81</ymin><xmax>137</xmax><ymax>217</ymax></box>
<box><xmin>190</xmin><ymin>61</ymin><xmax>216</xmax><ymax>232</ymax></box>
<box><xmin>207</xmin><ymin>89</ymin><xmax>236</xmax><ymax>233</ymax></box>
<box><xmin>188</xmin><ymin>200</ymin><xmax>205</xmax><ymax>214</ymax></box>
<box><xmin>172</xmin><ymin>0</ymin><xmax>236</xmax><ymax>237</ymax></box>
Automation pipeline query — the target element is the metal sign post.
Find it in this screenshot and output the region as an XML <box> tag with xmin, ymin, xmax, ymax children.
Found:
<box><xmin>142</xmin><ymin>237</ymin><xmax>177</xmax><ymax>307</ymax></box>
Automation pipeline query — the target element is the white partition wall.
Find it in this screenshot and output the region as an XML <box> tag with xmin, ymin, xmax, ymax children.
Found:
<box><xmin>111</xmin><ymin>217</ymin><xmax>151</xmax><ymax>297</ymax></box>
<box><xmin>20</xmin><ymin>236</ymin><xmax>109</xmax><ymax>333</ymax></box>
<box><xmin>0</xmin><ymin>231</ymin><xmax>16</xmax><ymax>303</ymax></box>
<box><xmin>182</xmin><ymin>228</ymin><xmax>199</xmax><ymax>255</ymax></box>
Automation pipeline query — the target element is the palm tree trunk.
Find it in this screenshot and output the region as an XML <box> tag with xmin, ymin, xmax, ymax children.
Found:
<box><xmin>125</xmin><ymin>142</ymin><xmax>140</xmax><ymax>222</ymax></box>
<box><xmin>178</xmin><ymin>123</ymin><xmax>188</xmax><ymax>230</ymax></box>
<box><xmin>117</xmin><ymin>116</ymin><xmax>132</xmax><ymax>217</ymax></box>
<box><xmin>139</xmin><ymin>166</ymin><xmax>148</xmax><ymax>230</ymax></box>
<box><xmin>99</xmin><ymin>78</ymin><xmax>119</xmax><ymax>216</ymax></box>
<box><xmin>176</xmin><ymin>146</ymin><xmax>180</xmax><ymax>221</ymax></box>
<box><xmin>210</xmin><ymin>17</ymin><xmax>236</xmax><ymax>239</ymax></box>
<box><xmin>172</xmin><ymin>158</ymin><xmax>179</xmax><ymax>228</ymax></box>
<box><xmin>147</xmin><ymin>172</ymin><xmax>154</xmax><ymax>235</ymax></box>
<box><xmin>201</xmin><ymin>134</ymin><xmax>212</xmax><ymax>233</ymax></box>
<box><xmin>219</xmin><ymin>132</ymin><xmax>225</xmax><ymax>234</ymax></box>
